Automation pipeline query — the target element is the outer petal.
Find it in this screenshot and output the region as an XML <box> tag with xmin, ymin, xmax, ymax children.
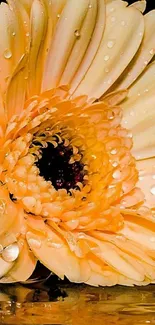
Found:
<box><xmin>121</xmin><ymin>62</ymin><xmax>155</xmax><ymax>160</ymax></box>
<box><xmin>60</xmin><ymin>0</ymin><xmax>98</xmax><ymax>86</ymax></box>
<box><xmin>130</xmin><ymin>0</ymin><xmax>146</xmax><ymax>13</ymax></box>
<box><xmin>70</xmin><ymin>0</ymin><xmax>106</xmax><ymax>94</ymax></box>
<box><xmin>136</xmin><ymin>158</ymin><xmax>155</xmax><ymax>209</ymax></box>
<box><xmin>0</xmin><ymin>1</ymin><xmax>28</xmax><ymax>96</ymax></box>
<box><xmin>27</xmin><ymin>0</ymin><xmax>48</xmax><ymax>97</ymax></box>
<box><xmin>26</xmin><ymin>226</ymin><xmax>82</xmax><ymax>282</ymax></box>
<box><xmin>112</xmin><ymin>10</ymin><xmax>155</xmax><ymax>91</ymax></box>
<box><xmin>6</xmin><ymin>54</ymin><xmax>28</xmax><ymax>120</ymax></box>
<box><xmin>42</xmin><ymin>0</ymin><xmax>90</xmax><ymax>91</ymax></box>
<box><xmin>8</xmin><ymin>239</ymin><xmax>37</xmax><ymax>281</ymax></box>
<box><xmin>73</xmin><ymin>5</ymin><xmax>144</xmax><ymax>99</ymax></box>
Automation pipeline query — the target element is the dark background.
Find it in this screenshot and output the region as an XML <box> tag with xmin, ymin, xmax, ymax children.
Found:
<box><xmin>0</xmin><ymin>0</ymin><xmax>154</xmax><ymax>12</ymax></box>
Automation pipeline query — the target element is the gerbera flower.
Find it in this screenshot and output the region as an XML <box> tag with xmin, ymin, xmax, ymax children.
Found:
<box><xmin>0</xmin><ymin>0</ymin><xmax>155</xmax><ymax>286</ymax></box>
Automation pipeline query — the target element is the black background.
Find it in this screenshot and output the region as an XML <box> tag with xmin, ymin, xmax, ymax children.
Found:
<box><xmin>0</xmin><ymin>0</ymin><xmax>154</xmax><ymax>12</ymax></box>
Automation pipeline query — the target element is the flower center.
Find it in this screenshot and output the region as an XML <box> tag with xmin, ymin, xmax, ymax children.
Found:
<box><xmin>36</xmin><ymin>141</ymin><xmax>84</xmax><ymax>191</ymax></box>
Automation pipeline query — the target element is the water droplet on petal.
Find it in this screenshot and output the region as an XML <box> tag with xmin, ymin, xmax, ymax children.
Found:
<box><xmin>12</xmin><ymin>31</ymin><xmax>16</xmax><ymax>36</ymax></box>
<box><xmin>57</xmin><ymin>14</ymin><xmax>60</xmax><ymax>18</ymax></box>
<box><xmin>121</xmin><ymin>20</ymin><xmax>126</xmax><ymax>26</ymax></box>
<box><xmin>107</xmin><ymin>40</ymin><xmax>115</xmax><ymax>49</ymax></box>
<box><xmin>4</xmin><ymin>49</ymin><xmax>12</xmax><ymax>59</ymax></box>
<box><xmin>74</xmin><ymin>30</ymin><xmax>81</xmax><ymax>39</ymax></box>
<box><xmin>2</xmin><ymin>243</ymin><xmax>19</xmax><ymax>262</ymax></box>
<box><xmin>129</xmin><ymin>111</ymin><xmax>135</xmax><ymax>117</ymax></box>
<box><xmin>111</xmin><ymin>16</ymin><xmax>116</xmax><ymax>22</ymax></box>
<box><xmin>112</xmin><ymin>161</ymin><xmax>118</xmax><ymax>168</ymax></box>
<box><xmin>127</xmin><ymin>131</ymin><xmax>133</xmax><ymax>138</ymax></box>
<box><xmin>111</xmin><ymin>149</ymin><xmax>117</xmax><ymax>155</ymax></box>
<box><xmin>104</xmin><ymin>55</ymin><xmax>110</xmax><ymax>61</ymax></box>
<box><xmin>150</xmin><ymin>48</ymin><xmax>154</xmax><ymax>55</ymax></box>
<box><xmin>88</xmin><ymin>4</ymin><xmax>92</xmax><ymax>9</ymax></box>
<box><xmin>26</xmin><ymin>32</ymin><xmax>30</xmax><ymax>37</ymax></box>
<box><xmin>150</xmin><ymin>186</ymin><xmax>155</xmax><ymax>195</ymax></box>
<box><xmin>28</xmin><ymin>238</ymin><xmax>42</xmax><ymax>249</ymax></box>
<box><xmin>113</xmin><ymin>170</ymin><xmax>121</xmax><ymax>180</ymax></box>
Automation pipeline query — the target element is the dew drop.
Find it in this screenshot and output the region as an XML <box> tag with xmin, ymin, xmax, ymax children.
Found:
<box><xmin>104</xmin><ymin>55</ymin><xmax>110</xmax><ymax>61</ymax></box>
<box><xmin>109</xmin><ymin>7</ymin><xmax>114</xmax><ymax>12</ymax></box>
<box><xmin>47</xmin><ymin>240</ymin><xmax>63</xmax><ymax>249</ymax></box>
<box><xmin>57</xmin><ymin>14</ymin><xmax>60</xmax><ymax>18</ymax></box>
<box><xmin>88</xmin><ymin>4</ymin><xmax>92</xmax><ymax>9</ymax></box>
<box><xmin>121</xmin><ymin>20</ymin><xmax>126</xmax><ymax>26</ymax></box>
<box><xmin>112</xmin><ymin>161</ymin><xmax>118</xmax><ymax>168</ymax></box>
<box><xmin>144</xmin><ymin>60</ymin><xmax>148</xmax><ymax>65</ymax></box>
<box><xmin>113</xmin><ymin>170</ymin><xmax>121</xmax><ymax>180</ymax></box>
<box><xmin>4</xmin><ymin>49</ymin><xmax>12</xmax><ymax>59</ymax></box>
<box><xmin>129</xmin><ymin>111</ymin><xmax>135</xmax><ymax>117</ymax></box>
<box><xmin>26</xmin><ymin>32</ymin><xmax>30</xmax><ymax>37</ymax></box>
<box><xmin>111</xmin><ymin>16</ymin><xmax>116</xmax><ymax>22</ymax></box>
<box><xmin>127</xmin><ymin>131</ymin><xmax>133</xmax><ymax>138</ymax></box>
<box><xmin>74</xmin><ymin>30</ymin><xmax>81</xmax><ymax>39</ymax></box>
<box><xmin>2</xmin><ymin>243</ymin><xmax>19</xmax><ymax>262</ymax></box>
<box><xmin>28</xmin><ymin>238</ymin><xmax>42</xmax><ymax>249</ymax></box>
<box><xmin>12</xmin><ymin>31</ymin><xmax>16</xmax><ymax>36</ymax></box>
<box><xmin>111</xmin><ymin>149</ymin><xmax>117</xmax><ymax>155</ymax></box>
<box><xmin>150</xmin><ymin>186</ymin><xmax>155</xmax><ymax>196</ymax></box>
<box><xmin>107</xmin><ymin>40</ymin><xmax>115</xmax><ymax>49</ymax></box>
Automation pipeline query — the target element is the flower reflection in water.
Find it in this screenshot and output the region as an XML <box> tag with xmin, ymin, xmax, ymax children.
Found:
<box><xmin>0</xmin><ymin>281</ymin><xmax>155</xmax><ymax>324</ymax></box>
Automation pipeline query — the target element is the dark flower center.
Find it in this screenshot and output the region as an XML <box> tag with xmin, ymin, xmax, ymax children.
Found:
<box><xmin>36</xmin><ymin>141</ymin><xmax>84</xmax><ymax>191</ymax></box>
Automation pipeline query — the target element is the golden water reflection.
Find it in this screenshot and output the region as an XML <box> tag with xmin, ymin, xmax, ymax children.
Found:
<box><xmin>0</xmin><ymin>282</ymin><xmax>155</xmax><ymax>324</ymax></box>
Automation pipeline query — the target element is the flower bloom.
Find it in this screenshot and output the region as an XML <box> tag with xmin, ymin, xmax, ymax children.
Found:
<box><xmin>0</xmin><ymin>0</ymin><xmax>155</xmax><ymax>286</ymax></box>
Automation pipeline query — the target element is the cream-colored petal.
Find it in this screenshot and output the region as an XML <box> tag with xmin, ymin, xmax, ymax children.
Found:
<box><xmin>129</xmin><ymin>0</ymin><xmax>146</xmax><ymax>13</ymax></box>
<box><xmin>112</xmin><ymin>10</ymin><xmax>155</xmax><ymax>91</ymax></box>
<box><xmin>42</xmin><ymin>0</ymin><xmax>90</xmax><ymax>91</ymax></box>
<box><xmin>120</xmin><ymin>221</ymin><xmax>155</xmax><ymax>251</ymax></box>
<box><xmin>0</xmin><ymin>189</ymin><xmax>18</xmax><ymax>237</ymax></box>
<box><xmin>106</xmin><ymin>0</ymin><xmax>128</xmax><ymax>15</ymax></box>
<box><xmin>19</xmin><ymin>0</ymin><xmax>33</xmax><ymax>13</ymax></box>
<box><xmin>121</xmin><ymin>62</ymin><xmax>155</xmax><ymax>160</ymax></box>
<box><xmin>73</xmin><ymin>5</ymin><xmax>144</xmax><ymax>99</ymax></box>
<box><xmin>0</xmin><ymin>257</ymin><xmax>14</xmax><ymax>278</ymax></box>
<box><xmin>27</xmin><ymin>0</ymin><xmax>47</xmax><ymax>97</ymax></box>
<box><xmin>0</xmin><ymin>1</ymin><xmax>28</xmax><ymax>96</ymax></box>
<box><xmin>102</xmin><ymin>89</ymin><xmax>128</xmax><ymax>105</ymax></box>
<box><xmin>26</xmin><ymin>227</ymin><xmax>81</xmax><ymax>282</ymax></box>
<box><xmin>93</xmin><ymin>240</ymin><xmax>144</xmax><ymax>281</ymax></box>
<box><xmin>92</xmin><ymin>231</ymin><xmax>155</xmax><ymax>267</ymax></box>
<box><xmin>6</xmin><ymin>54</ymin><xmax>28</xmax><ymax>120</ymax></box>
<box><xmin>70</xmin><ymin>0</ymin><xmax>106</xmax><ymax>94</ymax></box>
<box><xmin>8</xmin><ymin>239</ymin><xmax>36</xmax><ymax>281</ymax></box>
<box><xmin>136</xmin><ymin>158</ymin><xmax>155</xmax><ymax>209</ymax></box>
<box><xmin>60</xmin><ymin>0</ymin><xmax>98</xmax><ymax>86</ymax></box>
